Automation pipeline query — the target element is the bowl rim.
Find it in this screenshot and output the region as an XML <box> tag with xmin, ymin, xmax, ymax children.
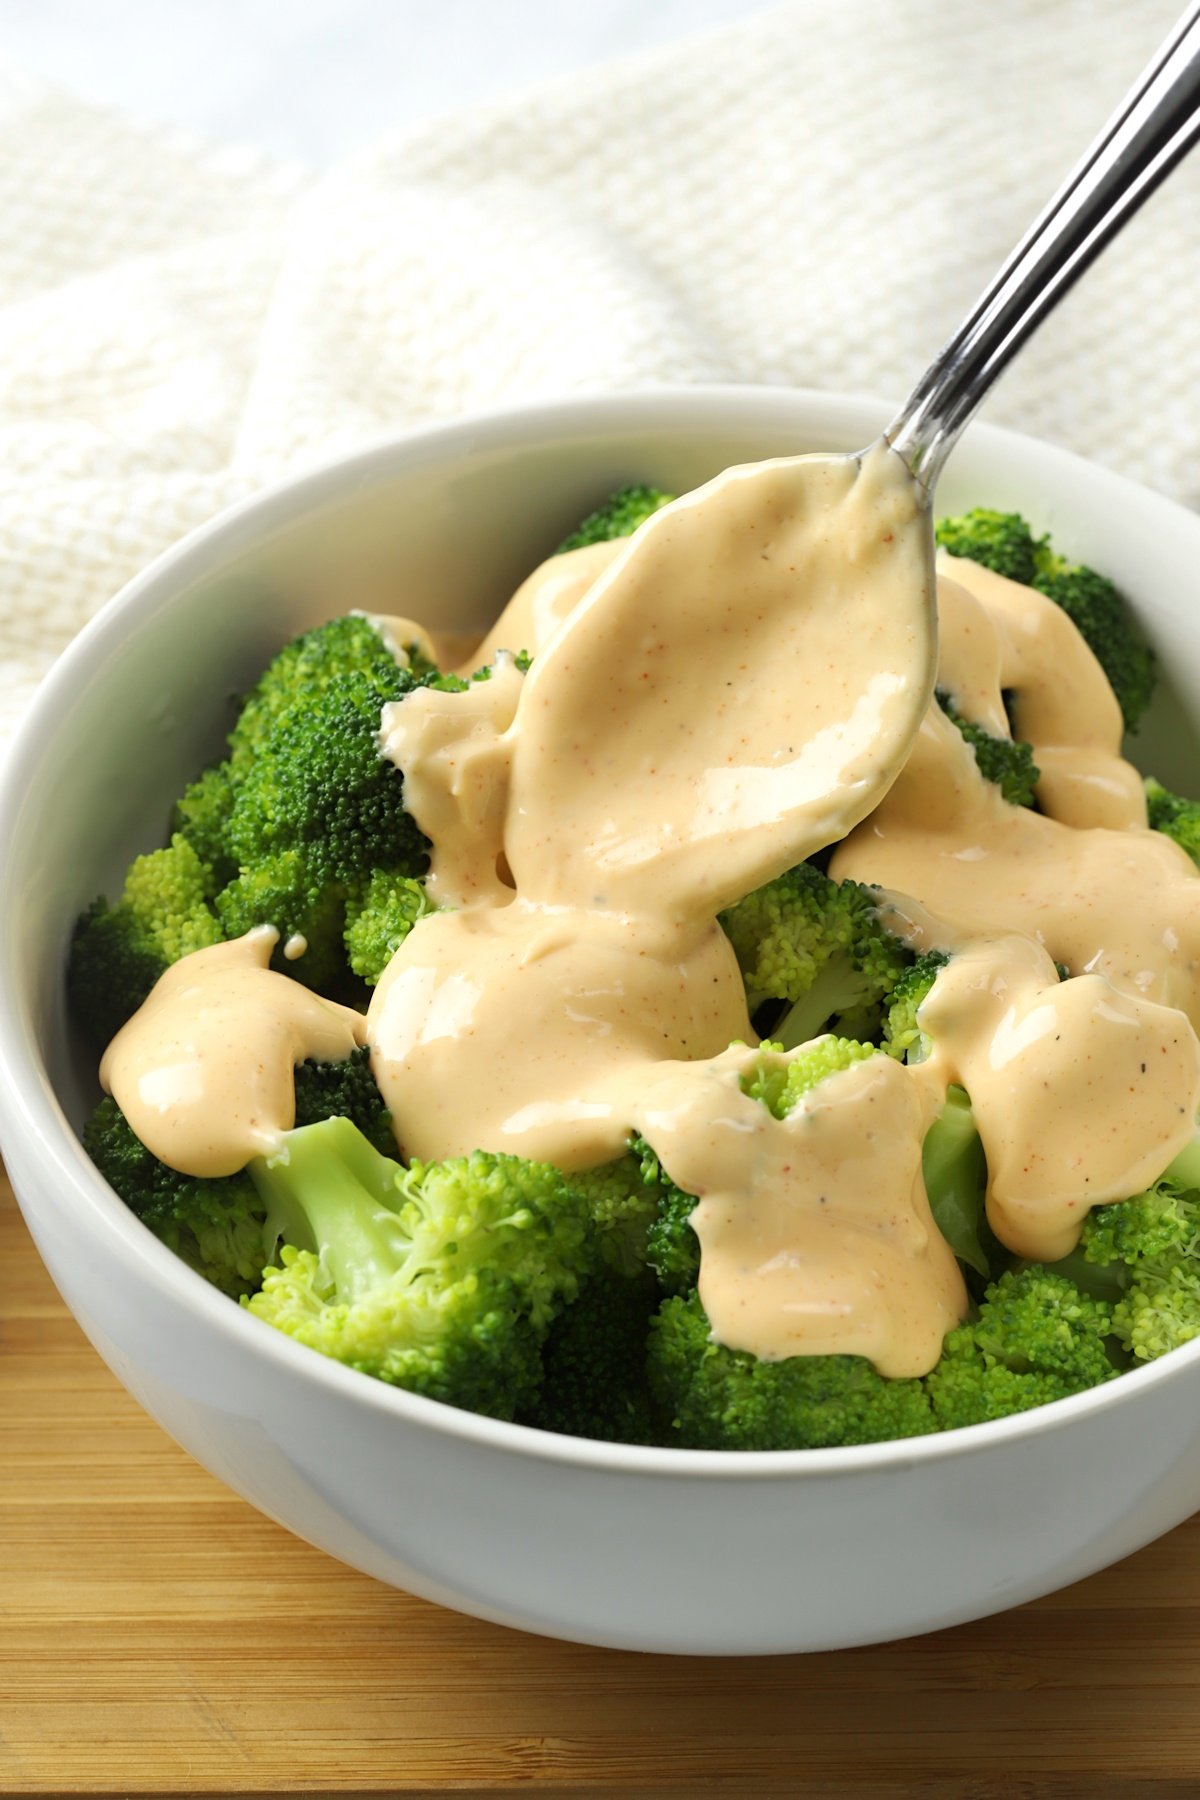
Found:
<box><xmin>4</xmin><ymin>379</ymin><xmax>1200</xmax><ymax>1484</ymax></box>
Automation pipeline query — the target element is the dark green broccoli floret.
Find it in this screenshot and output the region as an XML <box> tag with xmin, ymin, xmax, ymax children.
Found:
<box><xmin>522</xmin><ymin>1267</ymin><xmax>659</xmax><ymax>1444</ymax></box>
<box><xmin>247</xmin><ymin>1120</ymin><xmax>592</xmax><ymax>1419</ymax></box>
<box><xmin>1145</xmin><ymin>778</ymin><xmax>1200</xmax><ymax>867</ymax></box>
<box><xmin>556</xmin><ymin>485</ymin><xmax>675</xmax><ymax>553</ymax></box>
<box><xmin>925</xmin><ymin>1267</ymin><xmax>1117</xmax><ymax>1431</ymax></box>
<box><xmin>172</xmin><ymin>764</ymin><xmax>238</xmax><ymax>887</ymax></box>
<box><xmin>882</xmin><ymin>951</ymin><xmax>949</xmax><ymax>1063</ymax></box>
<box><xmin>934</xmin><ymin>509</ymin><xmax>1038</xmax><ymax>583</ymax></box>
<box><xmin>1030</xmin><ymin>540</ymin><xmax>1156</xmax><ymax>733</ymax></box>
<box><xmin>84</xmin><ymin>1096</ymin><xmax>267</xmax><ymax>1300</ymax></box>
<box><xmin>936</xmin><ymin>692</ymin><xmax>1039</xmax><ymax>807</ymax></box>
<box><xmin>215</xmin><ymin>853</ymin><xmax>349</xmax><ymax>993</ymax></box>
<box><xmin>1078</xmin><ymin>1139</ymin><xmax>1200</xmax><ymax>1363</ymax></box>
<box><xmin>292</xmin><ymin>1045</ymin><xmax>394</xmax><ymax>1155</ymax></box>
<box><xmin>719</xmin><ymin>863</ymin><xmax>911</xmax><ymax>1048</ymax></box>
<box><xmin>203</xmin><ymin>616</ymin><xmax>433</xmax><ymax>985</ymax></box>
<box><xmin>935</xmin><ymin>508</ymin><xmax>1156</xmax><ymax>733</ymax></box>
<box><xmin>649</xmin><ymin>1291</ymin><xmax>935</xmax><ymax>1450</ymax></box>
<box><xmin>343</xmin><ymin>869</ymin><xmax>431</xmax><ymax>985</ymax></box>
<box><xmin>67</xmin><ymin>834</ymin><xmax>224</xmax><ymax>1045</ymax></box>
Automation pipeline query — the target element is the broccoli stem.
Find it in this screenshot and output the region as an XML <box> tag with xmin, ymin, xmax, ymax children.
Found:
<box><xmin>248</xmin><ymin>1115</ymin><xmax>405</xmax><ymax>1301</ymax></box>
<box><xmin>922</xmin><ymin>1087</ymin><xmax>989</xmax><ymax>1277</ymax></box>
<box><xmin>773</xmin><ymin>956</ymin><xmax>873</xmax><ymax>1048</ymax></box>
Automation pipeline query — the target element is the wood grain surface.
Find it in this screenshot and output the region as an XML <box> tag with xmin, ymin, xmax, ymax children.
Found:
<box><xmin>5</xmin><ymin>1163</ymin><xmax>1200</xmax><ymax>1800</ymax></box>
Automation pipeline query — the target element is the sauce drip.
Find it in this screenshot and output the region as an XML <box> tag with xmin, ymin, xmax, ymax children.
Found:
<box><xmin>912</xmin><ymin>936</ymin><xmax>1200</xmax><ymax>1263</ymax></box>
<box><xmin>101</xmin><ymin>927</ymin><xmax>366</xmax><ymax>1177</ymax></box>
<box><xmin>641</xmin><ymin>1046</ymin><xmax>964</xmax><ymax>1377</ymax></box>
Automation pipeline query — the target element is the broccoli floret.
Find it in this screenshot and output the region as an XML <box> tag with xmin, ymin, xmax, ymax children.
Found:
<box><xmin>925</xmin><ymin>1268</ymin><xmax>1116</xmax><ymax>1431</ymax></box>
<box><xmin>69</xmin><ymin>615</ymin><xmax>436</xmax><ymax>1037</ymax></box>
<box><xmin>204</xmin><ymin>617</ymin><xmax>433</xmax><ymax>986</ymax></box>
<box><xmin>1078</xmin><ymin>1139</ymin><xmax>1200</xmax><ymax>1362</ymax></box>
<box><xmin>68</xmin><ymin>834</ymin><xmax>224</xmax><ymax>1045</ymax></box>
<box><xmin>935</xmin><ymin>508</ymin><xmax>1156</xmax><ymax>732</ymax></box>
<box><xmin>719</xmin><ymin>863</ymin><xmax>911</xmax><ymax>1048</ymax></box>
<box><xmin>84</xmin><ymin>1096</ymin><xmax>267</xmax><ymax>1299</ymax></box>
<box><xmin>522</xmin><ymin>1267</ymin><xmax>659</xmax><ymax>1444</ymax></box>
<box><xmin>291</xmin><ymin>1045</ymin><xmax>394</xmax><ymax>1154</ymax></box>
<box><xmin>208</xmin><ymin>617</ymin><xmax>433</xmax><ymax>991</ymax></box>
<box><xmin>247</xmin><ymin>1121</ymin><xmax>591</xmax><ymax>1419</ymax></box>
<box><xmin>172</xmin><ymin>765</ymin><xmax>238</xmax><ymax>886</ymax></box>
<box><xmin>934</xmin><ymin>509</ymin><xmax>1038</xmax><ymax>583</ymax></box>
<box><xmin>649</xmin><ymin>1291</ymin><xmax>935</xmax><ymax>1451</ymax></box>
<box><xmin>227</xmin><ymin>614</ymin><xmax>417</xmax><ymax>768</ymax></box>
<box><xmin>214</xmin><ymin>852</ymin><xmax>349</xmax><ymax>992</ymax></box>
<box><xmin>343</xmin><ymin>869</ymin><xmax>431</xmax><ymax>985</ymax></box>
<box><xmin>936</xmin><ymin>692</ymin><xmax>1039</xmax><ymax>808</ymax></box>
<box><xmin>1145</xmin><ymin>778</ymin><xmax>1200</xmax><ymax>866</ymax></box>
<box><xmin>1030</xmin><ymin>540</ymin><xmax>1156</xmax><ymax>732</ymax></box>
<box><xmin>882</xmin><ymin>951</ymin><xmax>949</xmax><ymax>1062</ymax></box>
<box><xmin>567</xmin><ymin>1148</ymin><xmax>662</xmax><ymax>1277</ymax></box>
<box><xmin>556</xmin><ymin>485</ymin><xmax>675</xmax><ymax>553</ymax></box>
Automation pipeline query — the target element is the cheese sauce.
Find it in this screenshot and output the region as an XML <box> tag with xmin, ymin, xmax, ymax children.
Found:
<box><xmin>99</xmin><ymin>455</ymin><xmax>1200</xmax><ymax>1381</ymax></box>
<box><xmin>101</xmin><ymin>927</ymin><xmax>365</xmax><ymax>1176</ymax></box>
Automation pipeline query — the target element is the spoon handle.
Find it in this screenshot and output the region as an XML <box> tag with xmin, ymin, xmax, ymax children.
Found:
<box><xmin>887</xmin><ymin>1</ymin><xmax>1200</xmax><ymax>487</ymax></box>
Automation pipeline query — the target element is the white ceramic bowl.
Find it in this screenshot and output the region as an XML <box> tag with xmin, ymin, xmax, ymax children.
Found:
<box><xmin>4</xmin><ymin>387</ymin><xmax>1200</xmax><ymax>1657</ymax></box>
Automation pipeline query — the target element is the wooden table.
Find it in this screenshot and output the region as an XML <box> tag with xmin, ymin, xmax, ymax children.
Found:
<box><xmin>5</xmin><ymin>1164</ymin><xmax>1200</xmax><ymax>1799</ymax></box>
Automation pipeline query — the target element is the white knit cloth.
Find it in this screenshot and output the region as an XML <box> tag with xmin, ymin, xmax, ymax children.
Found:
<box><xmin>2</xmin><ymin>0</ymin><xmax>1196</xmax><ymax>742</ymax></box>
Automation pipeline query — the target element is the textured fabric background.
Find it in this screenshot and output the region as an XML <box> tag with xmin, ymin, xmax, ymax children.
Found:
<box><xmin>1</xmin><ymin>0</ymin><xmax>1195</xmax><ymax>741</ymax></box>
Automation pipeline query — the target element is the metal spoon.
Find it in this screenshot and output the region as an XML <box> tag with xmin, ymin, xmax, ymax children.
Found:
<box><xmin>887</xmin><ymin>1</ymin><xmax>1200</xmax><ymax>488</ymax></box>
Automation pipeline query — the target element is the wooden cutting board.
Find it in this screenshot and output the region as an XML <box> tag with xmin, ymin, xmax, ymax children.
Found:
<box><xmin>5</xmin><ymin>1162</ymin><xmax>1200</xmax><ymax>1800</ymax></box>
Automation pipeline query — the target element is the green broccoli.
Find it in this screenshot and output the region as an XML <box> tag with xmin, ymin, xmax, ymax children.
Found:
<box><xmin>82</xmin><ymin>1049</ymin><xmax>395</xmax><ymax>1296</ymax></box>
<box><xmin>172</xmin><ymin>764</ymin><xmax>238</xmax><ymax>886</ymax></box>
<box><xmin>291</xmin><ymin>1045</ymin><xmax>395</xmax><ymax>1155</ymax></box>
<box><xmin>1145</xmin><ymin>778</ymin><xmax>1200</xmax><ymax>866</ymax></box>
<box><xmin>1030</xmin><ymin>538</ymin><xmax>1155</xmax><ymax>733</ymax></box>
<box><xmin>184</xmin><ymin>612</ymin><xmax>434</xmax><ymax>991</ymax></box>
<box><xmin>84</xmin><ymin>1096</ymin><xmax>268</xmax><ymax>1300</ymax></box>
<box><xmin>68</xmin><ymin>834</ymin><xmax>224</xmax><ymax>1045</ymax></box>
<box><xmin>557</xmin><ymin>485</ymin><xmax>675</xmax><ymax>553</ymax></box>
<box><xmin>1075</xmin><ymin>1137</ymin><xmax>1200</xmax><ymax>1362</ymax></box>
<box><xmin>719</xmin><ymin>862</ymin><xmax>911</xmax><ymax>1048</ymax></box>
<box><xmin>247</xmin><ymin>1119</ymin><xmax>592</xmax><ymax>1420</ymax></box>
<box><xmin>936</xmin><ymin>692</ymin><xmax>1040</xmax><ymax>808</ymax></box>
<box><xmin>214</xmin><ymin>853</ymin><xmax>350</xmax><ymax>993</ymax></box>
<box><xmin>567</xmin><ymin>1148</ymin><xmax>663</xmax><ymax>1277</ymax></box>
<box><xmin>925</xmin><ymin>1267</ymin><xmax>1117</xmax><ymax>1431</ymax></box>
<box><xmin>934</xmin><ymin>506</ymin><xmax>1155</xmax><ymax>732</ymax></box>
<box><xmin>882</xmin><ymin>951</ymin><xmax>949</xmax><ymax>1062</ymax></box>
<box><xmin>343</xmin><ymin>869</ymin><xmax>431</xmax><ymax>985</ymax></box>
<box><xmin>649</xmin><ymin>1290</ymin><xmax>936</xmax><ymax>1451</ymax></box>
<box><xmin>934</xmin><ymin>508</ymin><xmax>1038</xmax><ymax>583</ymax></box>
<box><xmin>521</xmin><ymin>1266</ymin><xmax>659</xmax><ymax>1444</ymax></box>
